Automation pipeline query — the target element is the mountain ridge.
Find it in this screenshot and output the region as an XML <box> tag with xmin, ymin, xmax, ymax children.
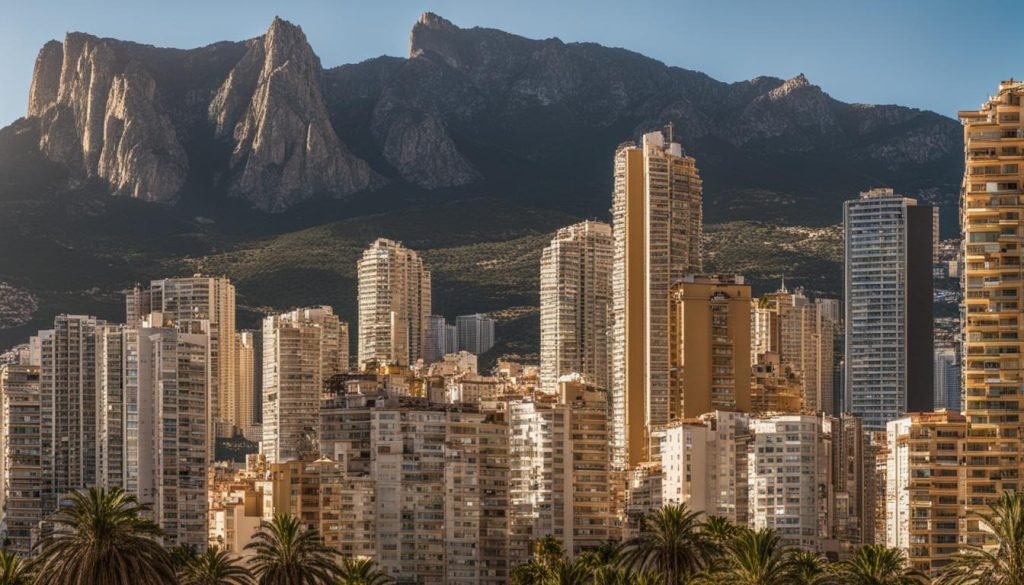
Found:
<box><xmin>0</xmin><ymin>12</ymin><xmax>962</xmax><ymax>357</ymax></box>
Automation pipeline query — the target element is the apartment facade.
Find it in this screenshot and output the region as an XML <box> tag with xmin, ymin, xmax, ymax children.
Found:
<box><xmin>0</xmin><ymin>363</ymin><xmax>41</xmax><ymax>553</ymax></box>
<box><xmin>959</xmin><ymin>80</ymin><xmax>1024</xmax><ymax>543</ymax></box>
<box><xmin>611</xmin><ymin>129</ymin><xmax>703</xmax><ymax>468</ymax></box>
<box><xmin>262</xmin><ymin>306</ymin><xmax>348</xmax><ymax>464</ymax></box>
<box><xmin>357</xmin><ymin>239</ymin><xmax>431</xmax><ymax>368</ymax></box>
<box><xmin>844</xmin><ymin>189</ymin><xmax>934</xmax><ymax>431</ymax></box>
<box><xmin>669</xmin><ymin>275</ymin><xmax>752</xmax><ymax>421</ymax></box>
<box><xmin>539</xmin><ymin>221</ymin><xmax>613</xmax><ymax>393</ymax></box>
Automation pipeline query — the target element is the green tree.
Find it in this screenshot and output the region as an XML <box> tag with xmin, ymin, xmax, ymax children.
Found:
<box><xmin>30</xmin><ymin>487</ymin><xmax>175</xmax><ymax>585</ymax></box>
<box><xmin>696</xmin><ymin>528</ymin><xmax>790</xmax><ymax>585</ymax></box>
<box><xmin>939</xmin><ymin>491</ymin><xmax>1024</xmax><ymax>585</ymax></box>
<box><xmin>245</xmin><ymin>514</ymin><xmax>339</xmax><ymax>585</ymax></box>
<box><xmin>334</xmin><ymin>557</ymin><xmax>391</xmax><ymax>585</ymax></box>
<box><xmin>836</xmin><ymin>545</ymin><xmax>927</xmax><ymax>585</ymax></box>
<box><xmin>622</xmin><ymin>504</ymin><xmax>715</xmax><ymax>584</ymax></box>
<box><xmin>577</xmin><ymin>540</ymin><xmax>624</xmax><ymax>584</ymax></box>
<box><xmin>0</xmin><ymin>550</ymin><xmax>33</xmax><ymax>585</ymax></box>
<box><xmin>179</xmin><ymin>545</ymin><xmax>253</xmax><ymax>585</ymax></box>
<box><xmin>786</xmin><ymin>550</ymin><xmax>832</xmax><ymax>585</ymax></box>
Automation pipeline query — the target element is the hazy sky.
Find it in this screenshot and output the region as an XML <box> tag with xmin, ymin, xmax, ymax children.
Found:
<box><xmin>2</xmin><ymin>0</ymin><xmax>1022</xmax><ymax>126</ymax></box>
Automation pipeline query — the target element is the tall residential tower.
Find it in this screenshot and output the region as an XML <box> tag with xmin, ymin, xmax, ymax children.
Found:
<box><xmin>539</xmin><ymin>221</ymin><xmax>613</xmax><ymax>393</ymax></box>
<box><xmin>611</xmin><ymin>129</ymin><xmax>703</xmax><ymax>468</ymax></box>
<box><xmin>843</xmin><ymin>188</ymin><xmax>934</xmax><ymax>431</ymax></box>
<box><xmin>357</xmin><ymin>239</ymin><xmax>431</xmax><ymax>368</ymax></box>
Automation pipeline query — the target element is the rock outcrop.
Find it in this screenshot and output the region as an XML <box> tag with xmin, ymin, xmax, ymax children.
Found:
<box><xmin>18</xmin><ymin>12</ymin><xmax>961</xmax><ymax>220</ymax></box>
<box><xmin>29</xmin><ymin>33</ymin><xmax>187</xmax><ymax>202</ymax></box>
<box><xmin>209</xmin><ymin>18</ymin><xmax>378</xmax><ymax>211</ymax></box>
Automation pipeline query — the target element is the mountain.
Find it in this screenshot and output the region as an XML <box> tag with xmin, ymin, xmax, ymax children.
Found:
<box><xmin>0</xmin><ymin>13</ymin><xmax>961</xmax><ymax>358</ymax></box>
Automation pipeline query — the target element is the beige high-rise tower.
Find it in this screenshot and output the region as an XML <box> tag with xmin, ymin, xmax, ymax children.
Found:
<box><xmin>959</xmin><ymin>80</ymin><xmax>1024</xmax><ymax>544</ymax></box>
<box><xmin>611</xmin><ymin>129</ymin><xmax>703</xmax><ymax>468</ymax></box>
<box><xmin>539</xmin><ymin>221</ymin><xmax>613</xmax><ymax>393</ymax></box>
<box><xmin>357</xmin><ymin>239</ymin><xmax>431</xmax><ymax>368</ymax></box>
<box><xmin>127</xmin><ymin>276</ymin><xmax>237</xmax><ymax>439</ymax></box>
<box><xmin>262</xmin><ymin>306</ymin><xmax>349</xmax><ymax>464</ymax></box>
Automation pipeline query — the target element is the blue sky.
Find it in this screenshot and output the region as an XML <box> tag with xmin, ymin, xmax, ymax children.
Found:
<box><xmin>1</xmin><ymin>0</ymin><xmax>1022</xmax><ymax>126</ymax></box>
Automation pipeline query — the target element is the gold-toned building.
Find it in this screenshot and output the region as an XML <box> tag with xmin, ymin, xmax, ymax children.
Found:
<box><xmin>611</xmin><ymin>129</ymin><xmax>703</xmax><ymax>468</ymax></box>
<box><xmin>885</xmin><ymin>412</ymin><xmax>967</xmax><ymax>573</ymax></box>
<box><xmin>670</xmin><ymin>275</ymin><xmax>751</xmax><ymax>420</ymax></box>
<box><xmin>959</xmin><ymin>80</ymin><xmax>1024</xmax><ymax>542</ymax></box>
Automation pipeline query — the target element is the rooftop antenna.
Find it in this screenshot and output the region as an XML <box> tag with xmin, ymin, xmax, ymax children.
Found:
<box><xmin>780</xmin><ymin>274</ymin><xmax>788</xmax><ymax>293</ymax></box>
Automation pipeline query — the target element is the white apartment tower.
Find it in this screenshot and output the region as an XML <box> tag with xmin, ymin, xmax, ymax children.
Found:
<box><xmin>612</xmin><ymin>129</ymin><xmax>703</xmax><ymax>468</ymax></box>
<box><xmin>357</xmin><ymin>239</ymin><xmax>431</xmax><ymax>368</ymax></box>
<box><xmin>262</xmin><ymin>306</ymin><xmax>349</xmax><ymax>464</ymax></box>
<box><xmin>539</xmin><ymin>221</ymin><xmax>613</xmax><ymax>393</ymax></box>
<box><xmin>844</xmin><ymin>189</ymin><xmax>934</xmax><ymax>431</ymax></box>
<box><xmin>127</xmin><ymin>276</ymin><xmax>237</xmax><ymax>439</ymax></box>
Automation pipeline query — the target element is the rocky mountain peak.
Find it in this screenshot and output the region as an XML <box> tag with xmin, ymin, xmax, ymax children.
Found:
<box><xmin>768</xmin><ymin>73</ymin><xmax>814</xmax><ymax>100</ymax></box>
<box><xmin>27</xmin><ymin>40</ymin><xmax>63</xmax><ymax>117</ymax></box>
<box><xmin>417</xmin><ymin>12</ymin><xmax>457</xmax><ymax>31</ymax></box>
<box><xmin>208</xmin><ymin>17</ymin><xmax>379</xmax><ymax>211</ymax></box>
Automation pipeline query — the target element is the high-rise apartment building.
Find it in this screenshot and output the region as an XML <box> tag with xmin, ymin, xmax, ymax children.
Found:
<box><xmin>658</xmin><ymin>411</ymin><xmax>751</xmax><ymax>526</ymax></box>
<box><xmin>669</xmin><ymin>275</ymin><xmax>751</xmax><ymax>421</ymax></box>
<box><xmin>133</xmin><ymin>325</ymin><xmax>210</xmax><ymax>547</ymax></box>
<box><xmin>127</xmin><ymin>276</ymin><xmax>237</xmax><ymax>438</ymax></box>
<box><xmin>539</xmin><ymin>221</ymin><xmax>613</xmax><ymax>393</ymax></box>
<box><xmin>748</xmin><ymin>414</ymin><xmax>833</xmax><ymax>552</ymax></box>
<box><xmin>0</xmin><ymin>363</ymin><xmax>42</xmax><ymax>553</ymax></box>
<box><xmin>752</xmin><ymin>287</ymin><xmax>837</xmax><ymax>414</ymax></box>
<box><xmin>612</xmin><ymin>129</ymin><xmax>703</xmax><ymax>468</ymax></box>
<box><xmin>959</xmin><ymin>80</ymin><xmax>1024</xmax><ymax>539</ymax></box>
<box><xmin>357</xmin><ymin>239</ymin><xmax>431</xmax><ymax>368</ymax></box>
<box><xmin>237</xmin><ymin>332</ymin><xmax>256</xmax><ymax>439</ymax></box>
<box><xmin>885</xmin><ymin>412</ymin><xmax>968</xmax><ymax>573</ymax></box>
<box><xmin>933</xmin><ymin>347</ymin><xmax>960</xmax><ymax>412</ymax></box>
<box><xmin>262</xmin><ymin>307</ymin><xmax>348</xmax><ymax>464</ymax></box>
<box><xmin>424</xmin><ymin>315</ymin><xmax>449</xmax><ymax>365</ymax></box>
<box><xmin>456</xmin><ymin>313</ymin><xmax>496</xmax><ymax>355</ymax></box>
<box><xmin>318</xmin><ymin>392</ymin><xmax>510</xmax><ymax>584</ymax></box>
<box><xmin>844</xmin><ymin>188</ymin><xmax>934</xmax><ymax>431</ymax></box>
<box><xmin>16</xmin><ymin>314</ymin><xmax>212</xmax><ymax>549</ymax></box>
<box><xmin>508</xmin><ymin>378</ymin><xmax>617</xmax><ymax>561</ymax></box>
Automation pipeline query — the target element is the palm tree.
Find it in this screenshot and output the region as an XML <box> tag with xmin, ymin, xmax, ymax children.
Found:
<box><xmin>577</xmin><ymin>541</ymin><xmax>624</xmax><ymax>584</ymax></box>
<box><xmin>622</xmin><ymin>503</ymin><xmax>715</xmax><ymax>584</ymax></box>
<box><xmin>512</xmin><ymin>537</ymin><xmax>568</xmax><ymax>585</ymax></box>
<box><xmin>786</xmin><ymin>550</ymin><xmax>832</xmax><ymax>585</ymax></box>
<box><xmin>939</xmin><ymin>491</ymin><xmax>1024</xmax><ymax>585</ymax></box>
<box><xmin>836</xmin><ymin>545</ymin><xmax>927</xmax><ymax>585</ymax></box>
<box><xmin>30</xmin><ymin>487</ymin><xmax>175</xmax><ymax>585</ymax></box>
<box><xmin>701</xmin><ymin>516</ymin><xmax>740</xmax><ymax>547</ymax></box>
<box><xmin>0</xmin><ymin>550</ymin><xmax>33</xmax><ymax>585</ymax></box>
<box><xmin>245</xmin><ymin>514</ymin><xmax>339</xmax><ymax>585</ymax></box>
<box><xmin>543</xmin><ymin>559</ymin><xmax>591</xmax><ymax>585</ymax></box>
<box><xmin>335</xmin><ymin>557</ymin><xmax>390</xmax><ymax>585</ymax></box>
<box><xmin>696</xmin><ymin>528</ymin><xmax>790</xmax><ymax>585</ymax></box>
<box><xmin>179</xmin><ymin>545</ymin><xmax>253</xmax><ymax>585</ymax></box>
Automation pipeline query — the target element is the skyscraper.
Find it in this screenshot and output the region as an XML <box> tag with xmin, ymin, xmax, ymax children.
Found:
<box><xmin>612</xmin><ymin>129</ymin><xmax>703</xmax><ymax>468</ymax></box>
<box><xmin>236</xmin><ymin>331</ymin><xmax>256</xmax><ymax>439</ymax></box>
<box><xmin>539</xmin><ymin>221</ymin><xmax>613</xmax><ymax>393</ymax></box>
<box><xmin>752</xmin><ymin>286</ymin><xmax>837</xmax><ymax>414</ymax></box>
<box><xmin>456</xmin><ymin>314</ymin><xmax>496</xmax><ymax>355</ymax></box>
<box><xmin>959</xmin><ymin>80</ymin><xmax>1024</xmax><ymax>537</ymax></box>
<box><xmin>357</xmin><ymin>239</ymin><xmax>431</xmax><ymax>368</ymax></box>
<box><xmin>669</xmin><ymin>275</ymin><xmax>752</xmax><ymax>421</ymax></box>
<box><xmin>127</xmin><ymin>276</ymin><xmax>237</xmax><ymax>439</ymax></box>
<box><xmin>843</xmin><ymin>188</ymin><xmax>934</xmax><ymax>431</ymax></box>
<box><xmin>424</xmin><ymin>315</ymin><xmax>449</xmax><ymax>366</ymax></box>
<box><xmin>0</xmin><ymin>362</ymin><xmax>41</xmax><ymax>553</ymax></box>
<box><xmin>933</xmin><ymin>347</ymin><xmax>960</xmax><ymax>412</ymax></box>
<box><xmin>262</xmin><ymin>306</ymin><xmax>349</xmax><ymax>464</ymax></box>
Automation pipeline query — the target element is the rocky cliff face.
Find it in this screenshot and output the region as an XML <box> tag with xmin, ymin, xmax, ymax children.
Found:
<box><xmin>209</xmin><ymin>18</ymin><xmax>379</xmax><ymax>211</ymax></box>
<box><xmin>17</xmin><ymin>12</ymin><xmax>962</xmax><ymax>221</ymax></box>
